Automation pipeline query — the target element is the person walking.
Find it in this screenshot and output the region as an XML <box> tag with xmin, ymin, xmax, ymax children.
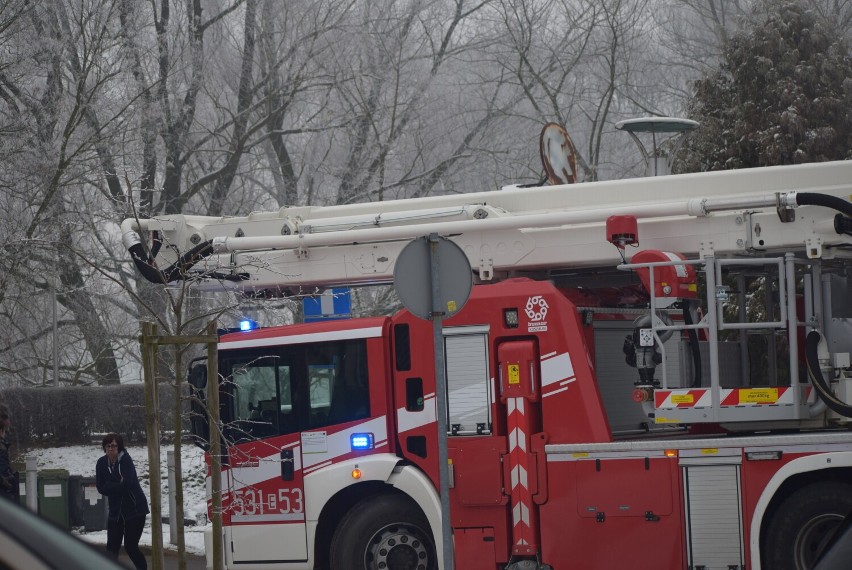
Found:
<box><xmin>0</xmin><ymin>407</ymin><xmax>18</xmax><ymax>502</ymax></box>
<box><xmin>95</xmin><ymin>433</ymin><xmax>149</xmax><ymax>570</ymax></box>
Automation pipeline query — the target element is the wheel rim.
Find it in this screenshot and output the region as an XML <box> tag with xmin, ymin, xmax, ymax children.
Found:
<box><xmin>794</xmin><ymin>512</ymin><xmax>844</xmax><ymax>569</ymax></box>
<box><xmin>364</xmin><ymin>522</ymin><xmax>431</xmax><ymax>570</ymax></box>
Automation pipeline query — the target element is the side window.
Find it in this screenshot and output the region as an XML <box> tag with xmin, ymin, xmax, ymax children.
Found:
<box><xmin>224</xmin><ymin>357</ymin><xmax>297</xmax><ymax>440</ymax></box>
<box><xmin>308</xmin><ymin>364</ymin><xmax>333</xmax><ymax>411</ymax></box>
<box><xmin>277</xmin><ymin>365</ymin><xmax>297</xmax><ymax>434</ymax></box>
<box><xmin>233</xmin><ymin>364</ymin><xmax>275</xmax><ymax>420</ymax></box>
<box><xmin>304</xmin><ymin>340</ymin><xmax>370</xmax><ymax>429</ymax></box>
<box><xmin>223</xmin><ymin>339</ymin><xmax>371</xmax><ymax>437</ymax></box>
<box><xmin>394</xmin><ymin>324</ymin><xmax>411</xmax><ymax>370</ymax></box>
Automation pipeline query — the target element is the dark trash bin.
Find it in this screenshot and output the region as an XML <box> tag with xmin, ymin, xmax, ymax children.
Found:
<box><xmin>77</xmin><ymin>476</ymin><xmax>108</xmax><ymax>532</ymax></box>
<box><xmin>68</xmin><ymin>474</ymin><xmax>83</xmax><ymax>527</ymax></box>
<box><xmin>38</xmin><ymin>468</ymin><xmax>70</xmax><ymax>529</ymax></box>
<box><xmin>10</xmin><ymin>460</ymin><xmax>24</xmax><ymax>506</ymax></box>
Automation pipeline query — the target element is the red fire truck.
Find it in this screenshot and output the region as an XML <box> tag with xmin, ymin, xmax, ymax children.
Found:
<box><xmin>124</xmin><ymin>159</ymin><xmax>852</xmax><ymax>570</ymax></box>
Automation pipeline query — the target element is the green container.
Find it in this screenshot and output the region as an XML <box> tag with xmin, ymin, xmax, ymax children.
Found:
<box><xmin>38</xmin><ymin>468</ymin><xmax>70</xmax><ymax>529</ymax></box>
<box><xmin>76</xmin><ymin>476</ymin><xmax>108</xmax><ymax>532</ymax></box>
<box><xmin>11</xmin><ymin>460</ymin><xmax>25</xmax><ymax>505</ymax></box>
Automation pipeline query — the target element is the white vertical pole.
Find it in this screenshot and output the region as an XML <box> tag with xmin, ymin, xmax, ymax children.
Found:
<box><xmin>26</xmin><ymin>457</ymin><xmax>38</xmax><ymax>512</ymax></box>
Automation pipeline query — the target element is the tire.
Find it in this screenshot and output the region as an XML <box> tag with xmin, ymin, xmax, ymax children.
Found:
<box><xmin>330</xmin><ymin>494</ymin><xmax>437</xmax><ymax>570</ymax></box>
<box><xmin>763</xmin><ymin>480</ymin><xmax>852</xmax><ymax>570</ymax></box>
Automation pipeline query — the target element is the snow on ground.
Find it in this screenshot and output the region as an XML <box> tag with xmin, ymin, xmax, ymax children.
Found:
<box><xmin>24</xmin><ymin>443</ymin><xmax>209</xmax><ymax>556</ymax></box>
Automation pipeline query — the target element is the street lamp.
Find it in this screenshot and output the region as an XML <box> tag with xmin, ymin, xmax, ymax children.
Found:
<box><xmin>616</xmin><ymin>117</ymin><xmax>698</xmax><ymax>177</ymax></box>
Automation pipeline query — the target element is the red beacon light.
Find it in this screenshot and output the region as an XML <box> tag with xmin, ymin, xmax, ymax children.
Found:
<box><xmin>607</xmin><ymin>215</ymin><xmax>638</xmax><ymax>249</ymax></box>
<box><xmin>631</xmin><ymin>249</ymin><xmax>698</xmax><ymax>300</ymax></box>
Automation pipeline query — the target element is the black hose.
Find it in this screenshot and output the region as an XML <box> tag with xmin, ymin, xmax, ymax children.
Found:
<box><xmin>129</xmin><ymin>240</ymin><xmax>215</xmax><ymax>284</ymax></box>
<box><xmin>150</xmin><ymin>230</ymin><xmax>162</xmax><ymax>259</ymax></box>
<box><xmin>834</xmin><ymin>214</ymin><xmax>852</xmax><ymax>236</ymax></box>
<box><xmin>796</xmin><ymin>192</ymin><xmax>852</xmax><ymax>217</ymax></box>
<box><xmin>683</xmin><ymin>304</ymin><xmax>702</xmax><ymax>388</ymax></box>
<box><xmin>796</xmin><ymin>192</ymin><xmax>852</xmax><ymax>236</ymax></box>
<box><xmin>805</xmin><ymin>330</ymin><xmax>852</xmax><ymax>418</ymax></box>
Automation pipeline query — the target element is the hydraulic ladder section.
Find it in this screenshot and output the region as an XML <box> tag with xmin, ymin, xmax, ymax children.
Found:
<box><xmin>121</xmin><ymin>160</ymin><xmax>852</xmax><ymax>294</ymax></box>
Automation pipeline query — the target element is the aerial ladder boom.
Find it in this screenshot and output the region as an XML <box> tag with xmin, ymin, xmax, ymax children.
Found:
<box><xmin>121</xmin><ymin>160</ymin><xmax>852</xmax><ymax>294</ymax></box>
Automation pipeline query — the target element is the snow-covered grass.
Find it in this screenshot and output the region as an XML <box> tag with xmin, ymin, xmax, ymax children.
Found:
<box><xmin>23</xmin><ymin>443</ymin><xmax>209</xmax><ymax>556</ymax></box>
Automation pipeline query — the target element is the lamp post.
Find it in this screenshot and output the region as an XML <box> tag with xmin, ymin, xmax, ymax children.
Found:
<box><xmin>616</xmin><ymin>117</ymin><xmax>699</xmax><ymax>177</ymax></box>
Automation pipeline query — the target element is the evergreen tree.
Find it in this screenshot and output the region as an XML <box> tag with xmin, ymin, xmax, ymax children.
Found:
<box><xmin>679</xmin><ymin>1</ymin><xmax>852</xmax><ymax>171</ymax></box>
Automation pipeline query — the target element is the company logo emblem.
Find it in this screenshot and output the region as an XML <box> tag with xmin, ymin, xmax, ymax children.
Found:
<box><xmin>525</xmin><ymin>296</ymin><xmax>549</xmax><ymax>332</ymax></box>
<box><xmin>525</xmin><ymin>296</ymin><xmax>548</xmax><ymax>321</ymax></box>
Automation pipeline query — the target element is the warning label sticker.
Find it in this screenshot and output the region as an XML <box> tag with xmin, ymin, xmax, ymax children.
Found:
<box><xmin>508</xmin><ymin>364</ymin><xmax>520</xmax><ymax>385</ymax></box>
<box><xmin>739</xmin><ymin>388</ymin><xmax>779</xmax><ymax>404</ymax></box>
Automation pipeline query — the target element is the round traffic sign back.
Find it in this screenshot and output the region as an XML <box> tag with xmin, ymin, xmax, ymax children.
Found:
<box><xmin>393</xmin><ymin>236</ymin><xmax>472</xmax><ymax>320</ymax></box>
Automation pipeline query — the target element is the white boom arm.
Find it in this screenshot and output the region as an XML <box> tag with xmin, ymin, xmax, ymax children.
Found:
<box><xmin>122</xmin><ymin>161</ymin><xmax>852</xmax><ymax>294</ymax></box>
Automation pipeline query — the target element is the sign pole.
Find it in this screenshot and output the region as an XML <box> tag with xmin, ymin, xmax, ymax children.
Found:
<box><xmin>394</xmin><ymin>233</ymin><xmax>470</xmax><ymax>570</ymax></box>
<box><xmin>429</xmin><ymin>234</ymin><xmax>454</xmax><ymax>570</ymax></box>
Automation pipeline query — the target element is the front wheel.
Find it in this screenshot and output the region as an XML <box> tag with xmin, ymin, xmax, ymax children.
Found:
<box><xmin>330</xmin><ymin>494</ymin><xmax>437</xmax><ymax>570</ymax></box>
<box><xmin>763</xmin><ymin>480</ymin><xmax>852</xmax><ymax>570</ymax></box>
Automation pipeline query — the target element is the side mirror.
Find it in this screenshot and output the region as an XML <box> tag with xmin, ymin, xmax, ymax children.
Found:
<box><xmin>188</xmin><ymin>364</ymin><xmax>208</xmax><ymax>389</ymax></box>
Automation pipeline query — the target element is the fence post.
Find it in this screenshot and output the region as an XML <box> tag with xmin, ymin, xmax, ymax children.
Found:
<box><xmin>207</xmin><ymin>321</ymin><xmax>224</xmax><ymax>570</ymax></box>
<box><xmin>141</xmin><ymin>322</ymin><xmax>165</xmax><ymax>570</ymax></box>
<box><xmin>167</xmin><ymin>450</ymin><xmax>177</xmax><ymax>545</ymax></box>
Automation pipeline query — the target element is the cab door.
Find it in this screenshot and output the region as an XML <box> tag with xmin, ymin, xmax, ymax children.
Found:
<box><xmin>222</xmin><ymin>355</ymin><xmax>308</xmax><ymax>563</ymax></box>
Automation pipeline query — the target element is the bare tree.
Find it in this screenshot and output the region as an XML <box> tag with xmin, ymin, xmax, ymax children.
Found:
<box><xmin>0</xmin><ymin>0</ymin><xmax>135</xmax><ymax>385</ymax></box>
<box><xmin>322</xmin><ymin>0</ymin><xmax>510</xmax><ymax>204</ymax></box>
<box><xmin>811</xmin><ymin>0</ymin><xmax>852</xmax><ymax>40</ymax></box>
<box><xmin>653</xmin><ymin>0</ymin><xmax>751</xmax><ymax>103</ymax></box>
<box><xmin>487</xmin><ymin>0</ymin><xmax>656</xmax><ymax>181</ymax></box>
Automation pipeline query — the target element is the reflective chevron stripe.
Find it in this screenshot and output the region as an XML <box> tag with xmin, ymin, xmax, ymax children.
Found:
<box><xmin>655</xmin><ymin>387</ymin><xmax>812</xmax><ymax>409</ymax></box>
<box><xmin>507</xmin><ymin>397</ymin><xmax>537</xmax><ymax>555</ymax></box>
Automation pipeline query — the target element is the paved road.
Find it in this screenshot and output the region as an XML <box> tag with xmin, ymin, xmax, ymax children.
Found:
<box><xmin>118</xmin><ymin>547</ymin><xmax>207</xmax><ymax>570</ymax></box>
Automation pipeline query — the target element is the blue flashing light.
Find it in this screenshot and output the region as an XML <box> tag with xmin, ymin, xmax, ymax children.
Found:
<box><xmin>239</xmin><ymin>319</ymin><xmax>258</xmax><ymax>331</ymax></box>
<box><xmin>350</xmin><ymin>433</ymin><xmax>374</xmax><ymax>451</ymax></box>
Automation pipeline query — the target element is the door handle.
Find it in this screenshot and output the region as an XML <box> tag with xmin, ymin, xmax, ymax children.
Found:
<box><xmin>281</xmin><ymin>448</ymin><xmax>294</xmax><ymax>481</ymax></box>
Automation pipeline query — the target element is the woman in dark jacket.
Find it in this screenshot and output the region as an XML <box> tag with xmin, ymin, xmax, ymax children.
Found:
<box><xmin>95</xmin><ymin>433</ymin><xmax>150</xmax><ymax>570</ymax></box>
